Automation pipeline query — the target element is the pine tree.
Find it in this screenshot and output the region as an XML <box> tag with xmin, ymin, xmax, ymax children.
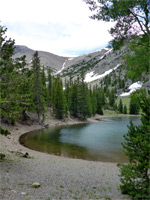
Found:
<box><xmin>96</xmin><ymin>89</ymin><xmax>103</xmax><ymax>115</ymax></box>
<box><xmin>64</xmin><ymin>78</ymin><xmax>71</xmax><ymax>112</ymax></box>
<box><xmin>118</xmin><ymin>90</ymin><xmax>150</xmax><ymax>199</ymax></box>
<box><xmin>47</xmin><ymin>68</ymin><xmax>52</xmax><ymax>107</ymax></box>
<box><xmin>53</xmin><ymin>76</ymin><xmax>67</xmax><ymax>119</ymax></box>
<box><xmin>77</xmin><ymin>74</ymin><xmax>92</xmax><ymax>120</ymax></box>
<box><xmin>0</xmin><ymin>25</ymin><xmax>32</xmax><ymax>122</ymax></box>
<box><xmin>31</xmin><ymin>51</ymin><xmax>46</xmax><ymax>123</ymax></box>
<box><xmin>129</xmin><ymin>93</ymin><xmax>140</xmax><ymax>115</ymax></box>
<box><xmin>69</xmin><ymin>80</ymin><xmax>79</xmax><ymax>118</ymax></box>
<box><xmin>109</xmin><ymin>89</ymin><xmax>115</xmax><ymax>107</ymax></box>
<box><xmin>0</xmin><ymin>25</ymin><xmax>16</xmax><ymax>121</ymax></box>
<box><xmin>41</xmin><ymin>66</ymin><xmax>48</xmax><ymax>102</ymax></box>
<box><xmin>123</xmin><ymin>105</ymin><xmax>127</xmax><ymax>114</ymax></box>
<box><xmin>15</xmin><ymin>56</ymin><xmax>33</xmax><ymax>121</ymax></box>
<box><xmin>118</xmin><ymin>99</ymin><xmax>123</xmax><ymax>113</ymax></box>
<box><xmin>100</xmin><ymin>89</ymin><xmax>106</xmax><ymax>107</ymax></box>
<box><xmin>91</xmin><ymin>87</ymin><xmax>97</xmax><ymax>115</ymax></box>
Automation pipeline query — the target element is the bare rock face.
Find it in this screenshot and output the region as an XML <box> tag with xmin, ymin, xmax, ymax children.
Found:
<box><xmin>13</xmin><ymin>45</ymin><xmax>67</xmax><ymax>73</ymax></box>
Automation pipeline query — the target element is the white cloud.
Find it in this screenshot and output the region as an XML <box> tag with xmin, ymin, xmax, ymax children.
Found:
<box><xmin>1</xmin><ymin>0</ymin><xmax>113</xmax><ymax>56</ymax></box>
<box><xmin>1</xmin><ymin>0</ymin><xmax>90</xmax><ymax>24</ymax></box>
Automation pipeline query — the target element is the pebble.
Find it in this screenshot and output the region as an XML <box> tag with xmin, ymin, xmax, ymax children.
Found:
<box><xmin>21</xmin><ymin>192</ymin><xmax>26</xmax><ymax>195</ymax></box>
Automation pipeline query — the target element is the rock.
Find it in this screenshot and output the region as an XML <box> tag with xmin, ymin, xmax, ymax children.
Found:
<box><xmin>21</xmin><ymin>192</ymin><xmax>26</xmax><ymax>195</ymax></box>
<box><xmin>17</xmin><ymin>150</ymin><xmax>31</xmax><ymax>158</ymax></box>
<box><xmin>11</xmin><ymin>190</ymin><xmax>17</xmax><ymax>193</ymax></box>
<box><xmin>22</xmin><ymin>152</ymin><xmax>30</xmax><ymax>158</ymax></box>
<box><xmin>44</xmin><ymin>124</ymin><xmax>49</xmax><ymax>128</ymax></box>
<box><xmin>32</xmin><ymin>182</ymin><xmax>40</xmax><ymax>188</ymax></box>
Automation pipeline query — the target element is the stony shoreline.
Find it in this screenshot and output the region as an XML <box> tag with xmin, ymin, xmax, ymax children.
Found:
<box><xmin>0</xmin><ymin>115</ymin><xmax>130</xmax><ymax>200</ymax></box>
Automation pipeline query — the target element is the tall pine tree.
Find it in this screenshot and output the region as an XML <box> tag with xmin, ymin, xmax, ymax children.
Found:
<box><xmin>31</xmin><ymin>51</ymin><xmax>46</xmax><ymax>123</ymax></box>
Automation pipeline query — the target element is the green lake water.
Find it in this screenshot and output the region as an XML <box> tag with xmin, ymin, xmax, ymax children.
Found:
<box><xmin>20</xmin><ymin>116</ymin><xmax>141</xmax><ymax>162</ymax></box>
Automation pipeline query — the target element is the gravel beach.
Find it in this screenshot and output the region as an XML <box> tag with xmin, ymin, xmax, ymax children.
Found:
<box><xmin>0</xmin><ymin>117</ymin><xmax>130</xmax><ymax>200</ymax></box>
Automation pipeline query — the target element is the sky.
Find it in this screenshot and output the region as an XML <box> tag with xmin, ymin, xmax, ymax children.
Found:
<box><xmin>1</xmin><ymin>0</ymin><xmax>113</xmax><ymax>57</ymax></box>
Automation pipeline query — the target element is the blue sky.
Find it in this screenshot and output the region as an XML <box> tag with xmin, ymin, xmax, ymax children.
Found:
<box><xmin>1</xmin><ymin>0</ymin><xmax>113</xmax><ymax>57</ymax></box>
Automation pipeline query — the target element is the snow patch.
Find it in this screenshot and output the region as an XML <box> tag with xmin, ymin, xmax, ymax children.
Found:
<box><xmin>120</xmin><ymin>81</ymin><xmax>142</xmax><ymax>97</ymax></box>
<box><xmin>98</xmin><ymin>48</ymin><xmax>113</xmax><ymax>60</ymax></box>
<box><xmin>84</xmin><ymin>64</ymin><xmax>121</xmax><ymax>83</ymax></box>
<box><xmin>105</xmin><ymin>48</ymin><xmax>113</xmax><ymax>55</ymax></box>
<box><xmin>84</xmin><ymin>71</ymin><xmax>94</xmax><ymax>82</ymax></box>
<box><xmin>55</xmin><ymin>59</ymin><xmax>67</xmax><ymax>75</ymax></box>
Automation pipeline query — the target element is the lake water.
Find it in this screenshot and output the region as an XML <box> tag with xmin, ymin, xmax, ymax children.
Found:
<box><xmin>20</xmin><ymin>117</ymin><xmax>141</xmax><ymax>163</ymax></box>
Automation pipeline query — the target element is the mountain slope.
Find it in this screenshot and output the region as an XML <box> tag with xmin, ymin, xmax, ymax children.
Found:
<box><xmin>13</xmin><ymin>45</ymin><xmax>68</xmax><ymax>73</ymax></box>
<box><xmin>13</xmin><ymin>44</ymin><xmax>148</xmax><ymax>96</ymax></box>
<box><xmin>13</xmin><ymin>45</ymin><xmax>128</xmax><ymax>79</ymax></box>
<box><xmin>60</xmin><ymin>45</ymin><xmax>128</xmax><ymax>82</ymax></box>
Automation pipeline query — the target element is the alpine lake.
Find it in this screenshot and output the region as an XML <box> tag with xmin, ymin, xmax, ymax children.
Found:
<box><xmin>20</xmin><ymin>116</ymin><xmax>141</xmax><ymax>163</ymax></box>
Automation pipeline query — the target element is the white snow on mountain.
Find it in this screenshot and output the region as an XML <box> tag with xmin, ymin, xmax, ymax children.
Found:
<box><xmin>84</xmin><ymin>64</ymin><xmax>120</xmax><ymax>83</ymax></box>
<box><xmin>120</xmin><ymin>81</ymin><xmax>142</xmax><ymax>97</ymax></box>
<box><xmin>55</xmin><ymin>59</ymin><xmax>67</xmax><ymax>75</ymax></box>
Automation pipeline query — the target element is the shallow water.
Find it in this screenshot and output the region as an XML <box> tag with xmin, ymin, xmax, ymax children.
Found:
<box><xmin>20</xmin><ymin>116</ymin><xmax>141</xmax><ymax>162</ymax></box>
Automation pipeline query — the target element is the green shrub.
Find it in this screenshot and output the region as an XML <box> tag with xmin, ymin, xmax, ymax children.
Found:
<box><xmin>11</xmin><ymin>119</ymin><xmax>16</xmax><ymax>125</ymax></box>
<box><xmin>0</xmin><ymin>153</ymin><xmax>5</xmax><ymax>160</ymax></box>
<box><xmin>0</xmin><ymin>127</ymin><xmax>10</xmax><ymax>136</ymax></box>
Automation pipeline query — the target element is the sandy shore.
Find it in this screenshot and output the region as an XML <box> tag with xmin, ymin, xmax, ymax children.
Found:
<box><xmin>0</xmin><ymin>116</ymin><xmax>130</xmax><ymax>200</ymax></box>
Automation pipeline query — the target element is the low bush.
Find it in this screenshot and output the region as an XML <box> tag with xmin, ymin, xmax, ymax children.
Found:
<box><xmin>0</xmin><ymin>127</ymin><xmax>10</xmax><ymax>136</ymax></box>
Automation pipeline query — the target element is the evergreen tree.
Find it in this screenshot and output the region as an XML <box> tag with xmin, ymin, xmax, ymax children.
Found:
<box><xmin>31</xmin><ymin>51</ymin><xmax>46</xmax><ymax>123</ymax></box>
<box><xmin>0</xmin><ymin>25</ymin><xmax>17</xmax><ymax>121</ymax></box>
<box><xmin>118</xmin><ymin>99</ymin><xmax>123</xmax><ymax>113</ymax></box>
<box><xmin>91</xmin><ymin>87</ymin><xmax>97</xmax><ymax>115</ymax></box>
<box><xmin>15</xmin><ymin>56</ymin><xmax>33</xmax><ymax>121</ymax></box>
<box><xmin>47</xmin><ymin>68</ymin><xmax>52</xmax><ymax>107</ymax></box>
<box><xmin>96</xmin><ymin>89</ymin><xmax>103</xmax><ymax>115</ymax></box>
<box><xmin>64</xmin><ymin>78</ymin><xmax>71</xmax><ymax>112</ymax></box>
<box><xmin>77</xmin><ymin>74</ymin><xmax>92</xmax><ymax>120</ymax></box>
<box><xmin>113</xmin><ymin>103</ymin><xmax>118</xmax><ymax>112</ymax></box>
<box><xmin>69</xmin><ymin>80</ymin><xmax>79</xmax><ymax>117</ymax></box>
<box><xmin>100</xmin><ymin>89</ymin><xmax>106</xmax><ymax>107</ymax></box>
<box><xmin>118</xmin><ymin>90</ymin><xmax>150</xmax><ymax>199</ymax></box>
<box><xmin>53</xmin><ymin>76</ymin><xmax>67</xmax><ymax>119</ymax></box>
<box><xmin>129</xmin><ymin>93</ymin><xmax>140</xmax><ymax>115</ymax></box>
<box><xmin>77</xmin><ymin>82</ymin><xmax>87</xmax><ymax>119</ymax></box>
<box><xmin>123</xmin><ymin>105</ymin><xmax>127</xmax><ymax>114</ymax></box>
<box><xmin>0</xmin><ymin>25</ymin><xmax>32</xmax><ymax>122</ymax></box>
<box><xmin>41</xmin><ymin>66</ymin><xmax>48</xmax><ymax>103</ymax></box>
<box><xmin>109</xmin><ymin>89</ymin><xmax>115</xmax><ymax>107</ymax></box>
